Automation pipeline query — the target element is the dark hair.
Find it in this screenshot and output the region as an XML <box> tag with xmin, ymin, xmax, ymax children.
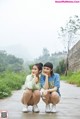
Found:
<box><xmin>35</xmin><ymin>63</ymin><xmax>43</xmax><ymax>71</ymax></box>
<box><xmin>44</xmin><ymin>62</ymin><xmax>53</xmax><ymax>75</ymax></box>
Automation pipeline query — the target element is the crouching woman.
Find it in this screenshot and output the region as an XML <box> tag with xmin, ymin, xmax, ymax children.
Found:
<box><xmin>21</xmin><ymin>63</ymin><xmax>43</xmax><ymax>112</ymax></box>
<box><xmin>40</xmin><ymin>62</ymin><xmax>61</xmax><ymax>113</ymax></box>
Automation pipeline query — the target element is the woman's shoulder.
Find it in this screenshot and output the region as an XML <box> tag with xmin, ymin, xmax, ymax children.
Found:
<box><xmin>54</xmin><ymin>73</ymin><xmax>60</xmax><ymax>76</ymax></box>
<box><xmin>52</xmin><ymin>73</ymin><xmax>60</xmax><ymax>78</ymax></box>
<box><xmin>26</xmin><ymin>74</ymin><xmax>33</xmax><ymax>80</ymax></box>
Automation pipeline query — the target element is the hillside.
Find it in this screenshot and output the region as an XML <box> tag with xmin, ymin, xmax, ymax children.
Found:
<box><xmin>0</xmin><ymin>44</ymin><xmax>31</xmax><ymax>61</ymax></box>
<box><xmin>35</xmin><ymin>51</ymin><xmax>67</xmax><ymax>69</ymax></box>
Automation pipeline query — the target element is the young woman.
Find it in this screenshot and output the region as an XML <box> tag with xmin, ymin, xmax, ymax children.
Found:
<box><xmin>40</xmin><ymin>62</ymin><xmax>60</xmax><ymax>113</ymax></box>
<box><xmin>21</xmin><ymin>63</ymin><xmax>43</xmax><ymax>113</ymax></box>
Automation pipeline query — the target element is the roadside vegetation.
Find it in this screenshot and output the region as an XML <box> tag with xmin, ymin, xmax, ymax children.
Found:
<box><xmin>55</xmin><ymin>59</ymin><xmax>80</xmax><ymax>87</ymax></box>
<box><xmin>0</xmin><ymin>70</ymin><xmax>27</xmax><ymax>99</ymax></box>
<box><xmin>61</xmin><ymin>71</ymin><xmax>80</xmax><ymax>87</ymax></box>
<box><xmin>0</xmin><ymin>50</ymin><xmax>27</xmax><ymax>99</ymax></box>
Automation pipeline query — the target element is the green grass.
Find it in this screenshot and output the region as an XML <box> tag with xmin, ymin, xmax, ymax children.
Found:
<box><xmin>61</xmin><ymin>71</ymin><xmax>80</xmax><ymax>87</ymax></box>
<box><xmin>0</xmin><ymin>71</ymin><xmax>27</xmax><ymax>99</ymax></box>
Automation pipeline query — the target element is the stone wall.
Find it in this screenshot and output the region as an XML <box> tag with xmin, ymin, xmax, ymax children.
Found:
<box><xmin>68</xmin><ymin>40</ymin><xmax>80</xmax><ymax>71</ymax></box>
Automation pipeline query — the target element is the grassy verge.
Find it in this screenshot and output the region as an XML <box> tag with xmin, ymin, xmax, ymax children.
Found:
<box><xmin>0</xmin><ymin>71</ymin><xmax>27</xmax><ymax>99</ymax></box>
<box><xmin>61</xmin><ymin>71</ymin><xmax>80</xmax><ymax>87</ymax></box>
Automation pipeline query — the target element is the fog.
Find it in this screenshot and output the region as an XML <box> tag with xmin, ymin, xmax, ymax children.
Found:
<box><xmin>0</xmin><ymin>0</ymin><xmax>80</xmax><ymax>60</ymax></box>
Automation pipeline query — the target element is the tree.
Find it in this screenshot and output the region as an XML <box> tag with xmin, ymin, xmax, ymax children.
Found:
<box><xmin>55</xmin><ymin>59</ymin><xmax>66</xmax><ymax>74</ymax></box>
<box><xmin>42</xmin><ymin>48</ymin><xmax>50</xmax><ymax>57</ymax></box>
<box><xmin>0</xmin><ymin>50</ymin><xmax>24</xmax><ymax>72</ymax></box>
<box><xmin>42</xmin><ymin>48</ymin><xmax>50</xmax><ymax>62</ymax></box>
<box><xmin>0</xmin><ymin>50</ymin><xmax>7</xmax><ymax>72</ymax></box>
<box><xmin>35</xmin><ymin>48</ymin><xmax>50</xmax><ymax>63</ymax></box>
<box><xmin>58</xmin><ymin>15</ymin><xmax>80</xmax><ymax>75</ymax></box>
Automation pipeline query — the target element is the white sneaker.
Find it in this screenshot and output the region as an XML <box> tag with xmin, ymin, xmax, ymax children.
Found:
<box><xmin>51</xmin><ymin>104</ymin><xmax>57</xmax><ymax>113</ymax></box>
<box><xmin>22</xmin><ymin>105</ymin><xmax>28</xmax><ymax>112</ymax></box>
<box><xmin>33</xmin><ymin>105</ymin><xmax>39</xmax><ymax>112</ymax></box>
<box><xmin>45</xmin><ymin>104</ymin><xmax>50</xmax><ymax>113</ymax></box>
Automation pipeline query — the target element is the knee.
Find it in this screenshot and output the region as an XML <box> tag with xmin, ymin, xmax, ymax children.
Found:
<box><xmin>51</xmin><ymin>92</ymin><xmax>60</xmax><ymax>104</ymax></box>
<box><xmin>33</xmin><ymin>90</ymin><xmax>40</xmax><ymax>97</ymax></box>
<box><xmin>24</xmin><ymin>89</ymin><xmax>32</xmax><ymax>95</ymax></box>
<box><xmin>51</xmin><ymin>92</ymin><xmax>59</xmax><ymax>98</ymax></box>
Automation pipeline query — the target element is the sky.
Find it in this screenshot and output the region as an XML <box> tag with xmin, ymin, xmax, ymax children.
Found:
<box><xmin>0</xmin><ymin>0</ymin><xmax>80</xmax><ymax>60</ymax></box>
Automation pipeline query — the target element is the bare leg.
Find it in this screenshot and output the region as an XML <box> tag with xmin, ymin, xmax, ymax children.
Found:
<box><xmin>27</xmin><ymin>90</ymin><xmax>40</xmax><ymax>112</ymax></box>
<box><xmin>32</xmin><ymin>90</ymin><xmax>40</xmax><ymax>105</ymax></box>
<box><xmin>50</xmin><ymin>92</ymin><xmax>60</xmax><ymax>104</ymax></box>
<box><xmin>42</xmin><ymin>92</ymin><xmax>50</xmax><ymax>104</ymax></box>
<box><xmin>21</xmin><ymin>89</ymin><xmax>32</xmax><ymax>105</ymax></box>
<box><xmin>24</xmin><ymin>90</ymin><xmax>40</xmax><ymax>106</ymax></box>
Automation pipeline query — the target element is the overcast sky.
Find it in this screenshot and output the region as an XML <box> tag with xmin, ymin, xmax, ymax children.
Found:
<box><xmin>0</xmin><ymin>0</ymin><xmax>80</xmax><ymax>59</ymax></box>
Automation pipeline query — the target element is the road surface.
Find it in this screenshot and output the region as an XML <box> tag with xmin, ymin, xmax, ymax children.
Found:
<box><xmin>0</xmin><ymin>81</ymin><xmax>80</xmax><ymax>119</ymax></box>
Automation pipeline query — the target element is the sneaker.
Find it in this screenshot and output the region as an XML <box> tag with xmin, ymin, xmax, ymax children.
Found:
<box><xmin>51</xmin><ymin>104</ymin><xmax>57</xmax><ymax>113</ymax></box>
<box><xmin>33</xmin><ymin>105</ymin><xmax>39</xmax><ymax>112</ymax></box>
<box><xmin>45</xmin><ymin>104</ymin><xmax>50</xmax><ymax>113</ymax></box>
<box><xmin>22</xmin><ymin>105</ymin><xmax>28</xmax><ymax>112</ymax></box>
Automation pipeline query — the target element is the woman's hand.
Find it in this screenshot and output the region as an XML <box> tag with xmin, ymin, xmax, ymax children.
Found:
<box><xmin>47</xmin><ymin>87</ymin><xmax>57</xmax><ymax>93</ymax></box>
<box><xmin>42</xmin><ymin>72</ymin><xmax>48</xmax><ymax>78</ymax></box>
<box><xmin>47</xmin><ymin>89</ymin><xmax>52</xmax><ymax>93</ymax></box>
<box><xmin>42</xmin><ymin>72</ymin><xmax>49</xmax><ymax>89</ymax></box>
<box><xmin>33</xmin><ymin>74</ymin><xmax>39</xmax><ymax>83</ymax></box>
<box><xmin>43</xmin><ymin>90</ymin><xmax>48</xmax><ymax>96</ymax></box>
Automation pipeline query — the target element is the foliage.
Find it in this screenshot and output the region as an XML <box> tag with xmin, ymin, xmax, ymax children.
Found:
<box><xmin>0</xmin><ymin>83</ymin><xmax>11</xmax><ymax>98</ymax></box>
<box><xmin>29</xmin><ymin>64</ymin><xmax>34</xmax><ymax>70</ymax></box>
<box><xmin>0</xmin><ymin>71</ymin><xmax>27</xmax><ymax>99</ymax></box>
<box><xmin>59</xmin><ymin>15</ymin><xmax>80</xmax><ymax>51</ymax></box>
<box><xmin>58</xmin><ymin>15</ymin><xmax>80</xmax><ymax>72</ymax></box>
<box><xmin>61</xmin><ymin>71</ymin><xmax>80</xmax><ymax>87</ymax></box>
<box><xmin>0</xmin><ymin>50</ymin><xmax>24</xmax><ymax>72</ymax></box>
<box><xmin>35</xmin><ymin>48</ymin><xmax>67</xmax><ymax>69</ymax></box>
<box><xmin>55</xmin><ymin>59</ymin><xmax>66</xmax><ymax>74</ymax></box>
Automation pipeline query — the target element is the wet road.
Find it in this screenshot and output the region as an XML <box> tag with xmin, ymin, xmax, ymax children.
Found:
<box><xmin>0</xmin><ymin>81</ymin><xmax>80</xmax><ymax>119</ymax></box>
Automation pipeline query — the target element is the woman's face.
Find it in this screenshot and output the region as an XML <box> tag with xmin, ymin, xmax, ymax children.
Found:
<box><xmin>43</xmin><ymin>66</ymin><xmax>52</xmax><ymax>76</ymax></box>
<box><xmin>32</xmin><ymin>65</ymin><xmax>39</xmax><ymax>76</ymax></box>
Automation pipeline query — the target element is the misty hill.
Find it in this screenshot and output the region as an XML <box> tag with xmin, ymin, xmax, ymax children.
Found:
<box><xmin>0</xmin><ymin>44</ymin><xmax>31</xmax><ymax>61</ymax></box>
<box><xmin>0</xmin><ymin>50</ymin><xmax>24</xmax><ymax>72</ymax></box>
<box><xmin>35</xmin><ymin>49</ymin><xmax>67</xmax><ymax>69</ymax></box>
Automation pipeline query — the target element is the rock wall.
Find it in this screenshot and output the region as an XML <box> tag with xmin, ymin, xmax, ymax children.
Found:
<box><xmin>68</xmin><ymin>40</ymin><xmax>80</xmax><ymax>71</ymax></box>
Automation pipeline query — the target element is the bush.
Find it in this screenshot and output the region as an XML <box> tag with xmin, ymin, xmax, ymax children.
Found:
<box><xmin>0</xmin><ymin>70</ymin><xmax>27</xmax><ymax>98</ymax></box>
<box><xmin>0</xmin><ymin>81</ymin><xmax>11</xmax><ymax>98</ymax></box>
<box><xmin>55</xmin><ymin>59</ymin><xmax>66</xmax><ymax>74</ymax></box>
<box><xmin>61</xmin><ymin>71</ymin><xmax>80</xmax><ymax>87</ymax></box>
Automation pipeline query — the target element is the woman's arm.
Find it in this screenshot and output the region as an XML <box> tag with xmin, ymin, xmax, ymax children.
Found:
<box><xmin>47</xmin><ymin>74</ymin><xmax>60</xmax><ymax>93</ymax></box>
<box><xmin>42</xmin><ymin>73</ymin><xmax>49</xmax><ymax>89</ymax></box>
<box><xmin>47</xmin><ymin>87</ymin><xmax>57</xmax><ymax>93</ymax></box>
<box><xmin>33</xmin><ymin>75</ymin><xmax>39</xmax><ymax>84</ymax></box>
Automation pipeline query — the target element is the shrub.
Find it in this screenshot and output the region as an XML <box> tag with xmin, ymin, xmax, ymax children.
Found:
<box><xmin>0</xmin><ymin>81</ymin><xmax>11</xmax><ymax>98</ymax></box>
<box><xmin>61</xmin><ymin>71</ymin><xmax>80</xmax><ymax>87</ymax></box>
<box><xmin>0</xmin><ymin>70</ymin><xmax>27</xmax><ymax>98</ymax></box>
<box><xmin>55</xmin><ymin>59</ymin><xmax>66</xmax><ymax>74</ymax></box>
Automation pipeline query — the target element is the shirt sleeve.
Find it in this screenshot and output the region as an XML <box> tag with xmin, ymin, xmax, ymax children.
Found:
<box><xmin>54</xmin><ymin>74</ymin><xmax>60</xmax><ymax>88</ymax></box>
<box><xmin>23</xmin><ymin>75</ymin><xmax>35</xmax><ymax>89</ymax></box>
